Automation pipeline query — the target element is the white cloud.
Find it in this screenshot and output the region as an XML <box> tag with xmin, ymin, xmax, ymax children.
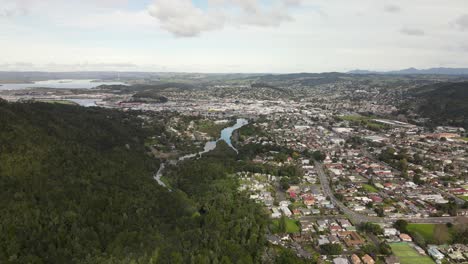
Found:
<box><xmin>400</xmin><ymin>27</ymin><xmax>425</xmax><ymax>36</ymax></box>
<box><xmin>64</xmin><ymin>10</ymin><xmax>157</xmax><ymax>30</ymax></box>
<box><xmin>147</xmin><ymin>0</ymin><xmax>299</xmax><ymax>37</ymax></box>
<box><xmin>383</xmin><ymin>4</ymin><xmax>400</xmax><ymax>13</ymax></box>
<box><xmin>148</xmin><ymin>0</ymin><xmax>224</xmax><ymax>37</ymax></box>
<box><xmin>454</xmin><ymin>14</ymin><xmax>468</xmax><ymax>31</ymax></box>
<box><xmin>0</xmin><ymin>0</ymin><xmax>29</xmax><ymax>17</ymax></box>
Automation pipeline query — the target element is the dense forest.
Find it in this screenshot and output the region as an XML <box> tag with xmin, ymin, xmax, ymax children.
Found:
<box><xmin>404</xmin><ymin>82</ymin><xmax>468</xmax><ymax>129</ymax></box>
<box><xmin>0</xmin><ymin>100</ymin><xmax>273</xmax><ymax>263</ymax></box>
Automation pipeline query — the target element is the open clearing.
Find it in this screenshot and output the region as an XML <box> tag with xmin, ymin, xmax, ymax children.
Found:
<box><xmin>272</xmin><ymin>218</ymin><xmax>300</xmax><ymax>233</ymax></box>
<box><xmin>407</xmin><ymin>223</ymin><xmax>452</xmax><ymax>244</ymax></box>
<box><xmin>390</xmin><ymin>243</ymin><xmax>434</xmax><ymax>264</ymax></box>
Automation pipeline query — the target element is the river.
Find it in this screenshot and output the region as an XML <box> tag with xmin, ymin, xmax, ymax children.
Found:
<box><xmin>154</xmin><ymin>118</ymin><xmax>249</xmax><ymax>189</ymax></box>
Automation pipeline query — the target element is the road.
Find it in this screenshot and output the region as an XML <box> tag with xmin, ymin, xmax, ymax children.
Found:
<box><xmin>314</xmin><ymin>161</ymin><xmax>461</xmax><ymax>224</ymax></box>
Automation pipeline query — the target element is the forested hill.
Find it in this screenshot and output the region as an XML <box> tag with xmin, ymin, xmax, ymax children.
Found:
<box><xmin>0</xmin><ymin>100</ymin><xmax>269</xmax><ymax>263</ymax></box>
<box><xmin>404</xmin><ymin>82</ymin><xmax>468</xmax><ymax>129</ymax></box>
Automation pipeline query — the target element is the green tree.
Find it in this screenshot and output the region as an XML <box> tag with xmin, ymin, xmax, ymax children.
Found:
<box><xmin>319</xmin><ymin>244</ymin><xmax>343</xmax><ymax>255</ymax></box>
<box><xmin>394</xmin><ymin>220</ymin><xmax>408</xmax><ymax>233</ymax></box>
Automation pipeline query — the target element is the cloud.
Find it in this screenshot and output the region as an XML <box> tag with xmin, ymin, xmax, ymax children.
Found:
<box><xmin>282</xmin><ymin>0</ymin><xmax>302</xmax><ymax>6</ymax></box>
<box><xmin>400</xmin><ymin>27</ymin><xmax>425</xmax><ymax>36</ymax></box>
<box><xmin>454</xmin><ymin>14</ymin><xmax>468</xmax><ymax>31</ymax></box>
<box><xmin>0</xmin><ymin>0</ymin><xmax>129</xmax><ymax>18</ymax></box>
<box><xmin>0</xmin><ymin>0</ymin><xmax>29</xmax><ymax>17</ymax></box>
<box><xmin>148</xmin><ymin>0</ymin><xmax>298</xmax><ymax>37</ymax></box>
<box><xmin>148</xmin><ymin>0</ymin><xmax>224</xmax><ymax>37</ymax></box>
<box><xmin>64</xmin><ymin>10</ymin><xmax>156</xmax><ymax>30</ymax></box>
<box><xmin>384</xmin><ymin>4</ymin><xmax>401</xmax><ymax>13</ymax></box>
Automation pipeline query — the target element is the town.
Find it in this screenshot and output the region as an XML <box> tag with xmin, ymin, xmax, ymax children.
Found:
<box><xmin>1</xmin><ymin>73</ymin><xmax>467</xmax><ymax>264</ymax></box>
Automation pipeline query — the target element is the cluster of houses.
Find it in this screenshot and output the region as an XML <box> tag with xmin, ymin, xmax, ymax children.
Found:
<box><xmin>332</xmin><ymin>254</ymin><xmax>376</xmax><ymax>264</ymax></box>
<box><xmin>431</xmin><ymin>244</ymin><xmax>468</xmax><ymax>263</ymax></box>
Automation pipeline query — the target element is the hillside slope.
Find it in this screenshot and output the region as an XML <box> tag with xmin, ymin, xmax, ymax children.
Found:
<box><xmin>401</xmin><ymin>82</ymin><xmax>468</xmax><ymax>129</ymax></box>
<box><xmin>0</xmin><ymin>101</ymin><xmax>267</xmax><ymax>263</ymax></box>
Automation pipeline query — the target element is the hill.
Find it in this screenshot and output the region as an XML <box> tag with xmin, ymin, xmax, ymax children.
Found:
<box><xmin>349</xmin><ymin>67</ymin><xmax>468</xmax><ymax>76</ymax></box>
<box><xmin>0</xmin><ymin>100</ymin><xmax>268</xmax><ymax>263</ymax></box>
<box><xmin>403</xmin><ymin>82</ymin><xmax>468</xmax><ymax>129</ymax></box>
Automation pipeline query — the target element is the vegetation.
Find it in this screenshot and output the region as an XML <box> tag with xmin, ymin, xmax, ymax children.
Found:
<box><xmin>273</xmin><ymin>247</ymin><xmax>315</xmax><ymax>264</ymax></box>
<box><xmin>36</xmin><ymin>99</ymin><xmax>78</xmax><ymax>105</ymax></box>
<box><xmin>237</xmin><ymin>123</ymin><xmax>267</xmax><ymax>141</ymax></box>
<box><xmin>404</xmin><ymin>82</ymin><xmax>468</xmax><ymax>129</ymax></box>
<box><xmin>338</xmin><ymin>115</ymin><xmax>387</xmax><ymax>131</ymax></box>
<box><xmin>271</xmin><ymin>217</ymin><xmax>300</xmax><ymax>234</ymax></box>
<box><xmin>196</xmin><ymin>119</ymin><xmax>233</xmax><ymax>138</ymax></box>
<box><xmin>390</xmin><ymin>243</ymin><xmax>434</xmax><ymax>264</ymax></box>
<box><xmin>407</xmin><ymin>224</ymin><xmax>452</xmax><ymax>245</ymax></box>
<box><xmin>358</xmin><ymin>222</ymin><xmax>383</xmax><ymax>235</ymax></box>
<box><xmin>0</xmin><ymin>100</ymin><xmax>270</xmax><ymax>263</ymax></box>
<box><xmin>362</xmin><ymin>184</ymin><xmax>379</xmax><ymax>193</ymax></box>
<box><xmin>319</xmin><ymin>243</ymin><xmax>343</xmax><ymax>255</ymax></box>
<box><xmin>132</xmin><ymin>90</ymin><xmax>168</xmax><ymax>103</ymax></box>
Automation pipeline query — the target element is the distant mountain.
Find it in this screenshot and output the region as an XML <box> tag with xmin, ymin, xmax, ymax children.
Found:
<box><xmin>347</xmin><ymin>70</ymin><xmax>379</xmax><ymax>74</ymax></box>
<box><xmin>349</xmin><ymin>67</ymin><xmax>468</xmax><ymax>75</ymax></box>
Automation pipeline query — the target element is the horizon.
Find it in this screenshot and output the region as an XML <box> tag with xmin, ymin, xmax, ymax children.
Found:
<box><xmin>2</xmin><ymin>66</ymin><xmax>468</xmax><ymax>75</ymax></box>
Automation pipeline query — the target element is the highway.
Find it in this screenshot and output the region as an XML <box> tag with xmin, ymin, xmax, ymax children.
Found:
<box><xmin>314</xmin><ymin>161</ymin><xmax>461</xmax><ymax>225</ymax></box>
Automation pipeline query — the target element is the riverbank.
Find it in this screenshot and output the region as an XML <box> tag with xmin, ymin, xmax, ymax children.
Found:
<box><xmin>154</xmin><ymin>118</ymin><xmax>249</xmax><ymax>189</ymax></box>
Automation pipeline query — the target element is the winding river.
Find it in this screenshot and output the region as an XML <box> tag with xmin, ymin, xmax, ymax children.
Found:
<box><xmin>154</xmin><ymin>118</ymin><xmax>248</xmax><ymax>189</ymax></box>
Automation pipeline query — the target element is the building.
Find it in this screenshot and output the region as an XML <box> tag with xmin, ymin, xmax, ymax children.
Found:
<box><xmin>428</xmin><ymin>246</ymin><xmax>445</xmax><ymax>261</ymax></box>
<box><xmin>384</xmin><ymin>228</ymin><xmax>398</xmax><ymax>236</ymax></box>
<box><xmin>337</xmin><ymin>231</ymin><xmax>365</xmax><ymax>247</ymax></box>
<box><xmin>385</xmin><ymin>255</ymin><xmax>400</xmax><ymax>264</ymax></box>
<box><xmin>399</xmin><ymin>233</ymin><xmax>412</xmax><ymax>242</ymax></box>
<box><xmin>361</xmin><ymin>254</ymin><xmax>375</xmax><ymax>264</ymax></box>
<box><xmin>351</xmin><ymin>254</ymin><xmax>362</xmax><ymax>264</ymax></box>
<box><xmin>333</xmin><ymin>257</ymin><xmax>350</xmax><ymax>264</ymax></box>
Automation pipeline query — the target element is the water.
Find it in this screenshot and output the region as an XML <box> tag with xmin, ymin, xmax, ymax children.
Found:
<box><xmin>219</xmin><ymin>118</ymin><xmax>249</xmax><ymax>153</ymax></box>
<box><xmin>156</xmin><ymin>118</ymin><xmax>249</xmax><ymax>189</ymax></box>
<box><xmin>179</xmin><ymin>118</ymin><xmax>248</xmax><ymax>160</ymax></box>
<box><xmin>0</xmin><ymin>79</ymin><xmax>126</xmax><ymax>90</ymax></box>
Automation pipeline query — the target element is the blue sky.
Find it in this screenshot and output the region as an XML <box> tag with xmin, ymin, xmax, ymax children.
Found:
<box><xmin>1</xmin><ymin>0</ymin><xmax>468</xmax><ymax>73</ymax></box>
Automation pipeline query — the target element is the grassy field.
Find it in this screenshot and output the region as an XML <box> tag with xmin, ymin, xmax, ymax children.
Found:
<box><xmin>272</xmin><ymin>218</ymin><xmax>301</xmax><ymax>233</ymax></box>
<box><xmin>339</xmin><ymin>115</ymin><xmax>387</xmax><ymax>130</ymax></box>
<box><xmin>340</xmin><ymin>115</ymin><xmax>370</xmax><ymax>122</ymax></box>
<box><xmin>458</xmin><ymin>195</ymin><xmax>468</xmax><ymax>201</ymax></box>
<box><xmin>407</xmin><ymin>224</ymin><xmax>452</xmax><ymax>244</ymax></box>
<box><xmin>362</xmin><ymin>184</ymin><xmax>379</xmax><ymax>193</ymax></box>
<box><xmin>457</xmin><ymin>137</ymin><xmax>468</xmax><ymax>142</ymax></box>
<box><xmin>390</xmin><ymin>243</ymin><xmax>434</xmax><ymax>264</ymax></box>
<box><xmin>407</xmin><ymin>224</ymin><xmax>435</xmax><ymax>241</ymax></box>
<box><xmin>196</xmin><ymin>120</ymin><xmax>232</xmax><ymax>138</ymax></box>
<box><xmin>39</xmin><ymin>100</ymin><xmax>78</xmax><ymax>105</ymax></box>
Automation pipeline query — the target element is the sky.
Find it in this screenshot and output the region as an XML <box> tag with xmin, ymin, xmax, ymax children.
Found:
<box><xmin>1</xmin><ymin>0</ymin><xmax>468</xmax><ymax>73</ymax></box>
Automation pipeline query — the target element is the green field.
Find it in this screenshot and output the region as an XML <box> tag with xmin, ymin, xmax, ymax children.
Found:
<box><xmin>362</xmin><ymin>184</ymin><xmax>379</xmax><ymax>193</ymax></box>
<box><xmin>407</xmin><ymin>224</ymin><xmax>452</xmax><ymax>244</ymax></box>
<box><xmin>38</xmin><ymin>100</ymin><xmax>78</xmax><ymax>105</ymax></box>
<box><xmin>390</xmin><ymin>243</ymin><xmax>434</xmax><ymax>264</ymax></box>
<box><xmin>196</xmin><ymin>120</ymin><xmax>232</xmax><ymax>138</ymax></box>
<box><xmin>458</xmin><ymin>195</ymin><xmax>468</xmax><ymax>201</ymax></box>
<box><xmin>407</xmin><ymin>224</ymin><xmax>435</xmax><ymax>241</ymax></box>
<box><xmin>339</xmin><ymin>115</ymin><xmax>386</xmax><ymax>130</ymax></box>
<box><xmin>339</xmin><ymin>115</ymin><xmax>371</xmax><ymax>122</ymax></box>
<box><xmin>272</xmin><ymin>218</ymin><xmax>300</xmax><ymax>233</ymax></box>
